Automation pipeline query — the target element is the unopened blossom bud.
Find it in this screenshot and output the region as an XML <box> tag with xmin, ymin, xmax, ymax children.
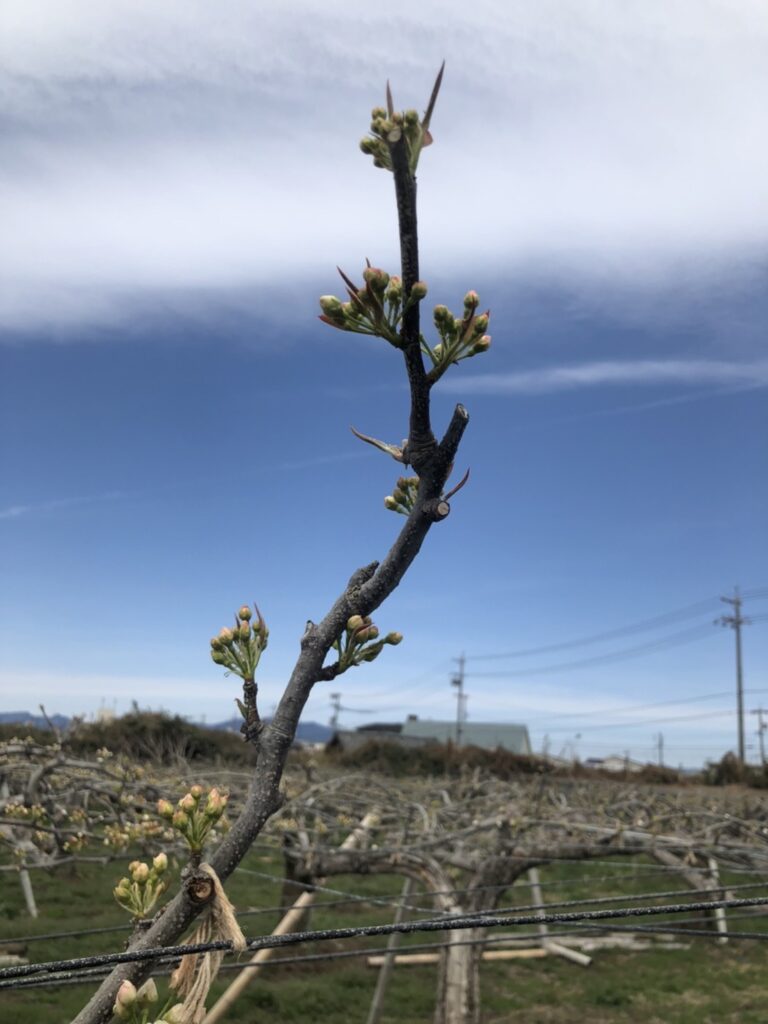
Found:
<box><xmin>218</xmin><ymin>627</ymin><xmax>234</xmax><ymax>646</ymax></box>
<box><xmin>433</xmin><ymin>304</ymin><xmax>450</xmax><ymax>324</ymax></box>
<box><xmin>433</xmin><ymin>343</ymin><xmax>444</xmax><ymax>360</ymax></box>
<box><xmin>384</xmin><ymin>496</ymin><xmax>398</xmax><ymax>511</ymax></box>
<box><xmin>385</xmin><ymin>277</ymin><xmax>402</xmax><ymax>302</ymax></box>
<box><xmin>404</xmin><ymin>109</ymin><xmax>419</xmax><ymax>125</ymax></box>
<box><xmin>472</xmin><ymin>313</ymin><xmax>489</xmax><ymax>335</ymax></box>
<box><xmin>157</xmin><ymin>799</ymin><xmax>174</xmax><ymax>819</ymax></box>
<box><xmin>172</xmin><ymin>809</ymin><xmax>189</xmax><ymax>830</ymax></box>
<box><xmin>206</xmin><ymin>788</ymin><xmax>225</xmax><ymax>818</ymax></box>
<box><xmin>463</xmin><ymin>290</ymin><xmax>479</xmax><ymax>310</ymax></box>
<box><xmin>114</xmin><ymin>980</ymin><xmax>137</xmax><ymax>1018</ymax></box>
<box><xmin>360</xmin><ymin>136</ymin><xmax>377</xmax><ymax>154</ymax></box>
<box><xmin>319</xmin><ymin>295</ymin><xmax>344</xmax><ymax>316</ymax></box>
<box><xmin>211</xmin><ymin>650</ymin><xmax>227</xmax><ymax>665</ymax></box>
<box><xmin>137</xmin><ymin>978</ymin><xmax>158</xmax><ymax>1005</ymax></box>
<box><xmin>179</xmin><ymin>793</ymin><xmax>196</xmax><ymax>812</ymax></box>
<box><xmin>371</xmin><ymin>106</ymin><xmax>387</xmax><ymax>120</ymax></box>
<box><xmin>163</xmin><ymin>1006</ymin><xmax>186</xmax><ymax>1024</ymax></box>
<box><xmin>385</xmin><ymin>632</ymin><xmax>404</xmax><ymax>645</ymax></box>
<box><xmin>363</xmin><ymin>266</ymin><xmax>390</xmax><ymax>292</ymax></box>
<box><xmin>114</xmin><ymin>878</ymin><xmax>131</xmax><ymax>899</ymax></box>
<box><xmin>473</xmin><ymin>335</ymin><xmax>491</xmax><ymax>354</ymax></box>
<box><xmin>239</xmin><ymin>622</ymin><xmax>250</xmax><ymax>641</ymax></box>
<box><xmin>131</xmin><ymin>862</ymin><xmax>150</xmax><ymax>883</ymax></box>
<box><xmin>347</xmin><ymin>615</ymin><xmax>364</xmax><ymax>633</ymax></box>
<box><xmin>409</xmin><ymin>281</ymin><xmax>428</xmax><ymax>300</ymax></box>
<box><xmin>392</xmin><ymin>487</ymin><xmax>406</xmax><ymax>504</ymax></box>
<box><xmin>366</xmin><ymin>625</ymin><xmax>380</xmax><ymax>640</ymax></box>
<box><xmin>210</xmin><ymin>636</ymin><xmax>223</xmax><ymax>651</ymax></box>
<box><xmin>152</xmin><ymin>852</ymin><xmax>168</xmax><ymax>874</ymax></box>
<box><xmin>238</xmin><ymin>605</ymin><xmax>252</xmax><ymax>621</ymax></box>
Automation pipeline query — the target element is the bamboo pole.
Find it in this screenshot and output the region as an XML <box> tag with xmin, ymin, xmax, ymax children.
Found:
<box><xmin>707</xmin><ymin>857</ymin><xmax>729</xmax><ymax>945</ymax></box>
<box><xmin>367</xmin><ymin>949</ymin><xmax>549</xmax><ymax>967</ymax></box>
<box><xmin>527</xmin><ymin>867</ymin><xmax>591</xmax><ymax>967</ymax></box>
<box><xmin>366</xmin><ymin>877</ymin><xmax>414</xmax><ymax>1024</ymax></box>
<box><xmin>203</xmin><ymin>810</ymin><xmax>379</xmax><ymax>1023</ymax></box>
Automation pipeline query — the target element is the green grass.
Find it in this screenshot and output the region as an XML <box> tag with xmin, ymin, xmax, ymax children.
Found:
<box><xmin>2</xmin><ymin>850</ymin><xmax>768</xmax><ymax>1023</ymax></box>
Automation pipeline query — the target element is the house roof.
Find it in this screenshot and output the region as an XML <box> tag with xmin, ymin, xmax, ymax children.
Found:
<box><xmin>399</xmin><ymin>719</ymin><xmax>531</xmax><ymax>755</ymax></box>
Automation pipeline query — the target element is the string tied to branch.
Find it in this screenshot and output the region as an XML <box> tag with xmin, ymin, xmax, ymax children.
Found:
<box><xmin>170</xmin><ymin>864</ymin><xmax>246</xmax><ymax>1024</ymax></box>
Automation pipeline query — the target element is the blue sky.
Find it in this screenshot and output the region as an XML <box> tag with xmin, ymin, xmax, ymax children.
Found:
<box><xmin>1</xmin><ymin>1</ymin><xmax>766</xmax><ymax>766</ymax></box>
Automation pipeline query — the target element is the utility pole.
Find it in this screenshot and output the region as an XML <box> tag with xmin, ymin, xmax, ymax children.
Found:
<box><xmin>655</xmin><ymin>732</ymin><xmax>664</xmax><ymax>767</ymax></box>
<box><xmin>329</xmin><ymin>692</ymin><xmax>342</xmax><ymax>732</ymax></box>
<box><xmin>717</xmin><ymin>587</ymin><xmax>751</xmax><ymax>764</ymax></box>
<box><xmin>451</xmin><ymin>654</ymin><xmax>467</xmax><ymax>747</ymax></box>
<box><xmin>750</xmin><ymin>708</ymin><xmax>767</xmax><ymax>765</ymax></box>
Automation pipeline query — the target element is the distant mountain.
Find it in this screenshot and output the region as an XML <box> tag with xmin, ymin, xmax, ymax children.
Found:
<box><xmin>0</xmin><ymin>710</ymin><xmax>71</xmax><ymax>730</ymax></box>
<box><xmin>214</xmin><ymin>717</ymin><xmax>332</xmax><ymax>743</ymax></box>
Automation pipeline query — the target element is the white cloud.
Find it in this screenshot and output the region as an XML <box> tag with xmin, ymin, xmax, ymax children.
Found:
<box><xmin>439</xmin><ymin>358</ymin><xmax>768</xmax><ymax>394</ymax></box>
<box><xmin>1</xmin><ymin>0</ymin><xmax>767</xmax><ymax>331</ymax></box>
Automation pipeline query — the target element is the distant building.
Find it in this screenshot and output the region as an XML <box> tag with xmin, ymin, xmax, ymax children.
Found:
<box><xmin>583</xmin><ymin>755</ymin><xmax>645</xmax><ymax>774</ymax></box>
<box><xmin>331</xmin><ymin>716</ymin><xmax>531</xmax><ymax>756</ymax></box>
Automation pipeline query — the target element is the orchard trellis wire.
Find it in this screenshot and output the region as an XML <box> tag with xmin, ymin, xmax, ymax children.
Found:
<box><xmin>3</xmin><ymin>894</ymin><xmax>768</xmax><ymax>989</ymax></box>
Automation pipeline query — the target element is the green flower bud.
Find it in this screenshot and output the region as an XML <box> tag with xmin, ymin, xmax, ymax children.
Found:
<box><xmin>463</xmin><ymin>290</ymin><xmax>479</xmax><ymax>310</ymax></box>
<box><xmin>164</xmin><ymin>1006</ymin><xmax>186</xmax><ymax>1024</ymax></box>
<box><xmin>218</xmin><ymin>627</ymin><xmax>234</xmax><ymax>646</ymax></box>
<box><xmin>172</xmin><ymin>809</ymin><xmax>189</xmax><ymax>830</ymax></box>
<box><xmin>366</xmin><ymin>625</ymin><xmax>380</xmax><ymax>640</ymax></box>
<box><xmin>385</xmin><ymin>276</ymin><xmax>403</xmax><ymax>302</ymax></box>
<box><xmin>319</xmin><ymin>294</ymin><xmax>343</xmax><ymax>315</ymax></box>
<box><xmin>384</xmin><ymin>495</ymin><xmax>398</xmax><ymax>511</ymax></box>
<box><xmin>385</xmin><ymin>631</ymin><xmax>404</xmax><ymax>645</ymax></box>
<box><xmin>433</xmin><ymin>304</ymin><xmax>450</xmax><ymax>324</ymax></box>
<box><xmin>238</xmin><ymin>622</ymin><xmax>250</xmax><ymax>641</ymax></box>
<box><xmin>360</xmin><ymin>137</ymin><xmax>377</xmax><ymax>154</ymax></box>
<box><xmin>210</xmin><ymin>636</ymin><xmax>223</xmax><ymax>651</ymax></box>
<box><xmin>179</xmin><ymin>793</ymin><xmax>196</xmax><ymax>812</ymax></box>
<box><xmin>347</xmin><ymin>614</ymin><xmax>364</xmax><ymax>633</ymax></box>
<box><xmin>409</xmin><ymin>281</ymin><xmax>428</xmax><ymax>301</ymax></box>
<box><xmin>371</xmin><ymin>106</ymin><xmax>387</xmax><ymax>120</ymax></box>
<box><xmin>433</xmin><ymin>343</ymin><xmax>444</xmax><ymax>360</ymax></box>
<box><xmin>238</xmin><ymin>605</ymin><xmax>252</xmax><ymax>621</ymax></box>
<box><xmin>152</xmin><ymin>852</ymin><xmax>168</xmax><ymax>874</ymax></box>
<box><xmin>404</xmin><ymin>109</ymin><xmax>419</xmax><ymax>125</ymax></box>
<box><xmin>472</xmin><ymin>313</ymin><xmax>489</xmax><ymax>335</ymax></box>
<box><xmin>211</xmin><ymin>650</ymin><xmax>227</xmax><ymax>665</ymax></box>
<box><xmin>472</xmin><ymin>335</ymin><xmax>491</xmax><ymax>354</ymax></box>
<box><xmin>363</xmin><ymin>266</ymin><xmax>390</xmax><ymax>292</ymax></box>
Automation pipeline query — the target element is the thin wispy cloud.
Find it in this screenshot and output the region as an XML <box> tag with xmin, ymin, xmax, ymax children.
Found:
<box><xmin>0</xmin><ymin>490</ymin><xmax>123</xmax><ymax>521</ymax></box>
<box><xmin>1</xmin><ymin>0</ymin><xmax>766</xmax><ymax>332</ymax></box>
<box><xmin>440</xmin><ymin>359</ymin><xmax>768</xmax><ymax>396</ymax></box>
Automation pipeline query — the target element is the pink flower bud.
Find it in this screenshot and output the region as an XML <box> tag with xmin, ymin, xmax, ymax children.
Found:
<box><xmin>179</xmin><ymin>793</ymin><xmax>196</xmax><ymax>812</ymax></box>
<box><xmin>157</xmin><ymin>799</ymin><xmax>174</xmax><ymax>819</ymax></box>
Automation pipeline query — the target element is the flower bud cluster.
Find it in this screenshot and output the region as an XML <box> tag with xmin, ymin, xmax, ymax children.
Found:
<box><xmin>158</xmin><ymin>786</ymin><xmax>228</xmax><ymax>855</ymax></box>
<box><xmin>422</xmin><ymin>291</ymin><xmax>491</xmax><ymax>378</ymax></box>
<box><xmin>114</xmin><ymin>978</ymin><xmax>182</xmax><ymax>1023</ymax></box>
<box><xmin>332</xmin><ymin>615</ymin><xmax>403</xmax><ymax>673</ymax></box>
<box><xmin>384</xmin><ymin>475</ymin><xmax>419</xmax><ymax>516</ymax></box>
<box><xmin>210</xmin><ymin>604</ymin><xmax>268</xmax><ymax>681</ymax></box>
<box><xmin>113</xmin><ymin>852</ymin><xmax>168</xmax><ymax>918</ymax></box>
<box><xmin>319</xmin><ymin>264</ymin><xmax>426</xmax><ymax>348</ymax></box>
<box><xmin>360</xmin><ymin>105</ymin><xmax>431</xmax><ymax>174</ymax></box>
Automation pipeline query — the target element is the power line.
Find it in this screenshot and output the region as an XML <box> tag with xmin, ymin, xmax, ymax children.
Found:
<box><xmin>467</xmin><ymin>622</ymin><xmax>717</xmax><ymax>678</ymax></box>
<box><xmin>467</xmin><ymin>597</ymin><xmax>723</xmax><ymax>661</ymax></box>
<box><xmin>521</xmin><ymin>688</ymin><xmax>768</xmax><ymax>725</ymax></box>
